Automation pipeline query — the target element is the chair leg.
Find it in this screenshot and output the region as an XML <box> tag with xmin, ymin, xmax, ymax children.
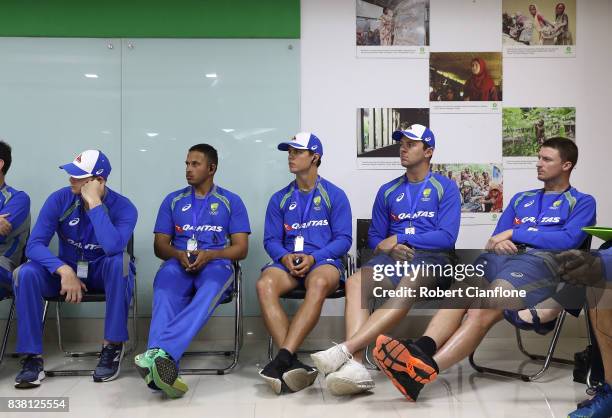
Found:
<box><xmin>268</xmin><ymin>336</ymin><xmax>274</xmax><ymax>362</ymax></box>
<box><xmin>469</xmin><ymin>311</ymin><xmax>572</xmax><ymax>382</ymax></box>
<box><xmin>181</xmin><ymin>264</ymin><xmax>243</xmax><ymax>375</ymax></box>
<box><xmin>0</xmin><ymin>299</ymin><xmax>16</xmax><ymax>365</ymax></box>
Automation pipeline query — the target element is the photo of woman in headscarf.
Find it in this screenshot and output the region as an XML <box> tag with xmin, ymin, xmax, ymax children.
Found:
<box><xmin>378</xmin><ymin>7</ymin><xmax>394</xmax><ymax>46</ymax></box>
<box><xmin>528</xmin><ymin>4</ymin><xmax>554</xmax><ymax>45</ymax></box>
<box><xmin>463</xmin><ymin>58</ymin><xmax>499</xmax><ymax>101</ymax></box>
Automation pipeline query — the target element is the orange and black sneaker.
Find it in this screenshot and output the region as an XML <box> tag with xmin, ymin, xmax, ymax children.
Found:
<box><xmin>373</xmin><ymin>335</ymin><xmax>439</xmax><ymax>401</ymax></box>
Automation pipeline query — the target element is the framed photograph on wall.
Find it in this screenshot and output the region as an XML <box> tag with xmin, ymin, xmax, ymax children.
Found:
<box><xmin>429</xmin><ymin>52</ymin><xmax>502</xmax><ymax>114</ymax></box>
<box><xmin>357</xmin><ymin>107</ymin><xmax>429</xmax><ymax>169</ymax></box>
<box><xmin>432</xmin><ymin>163</ymin><xmax>504</xmax><ymax>225</ymax></box>
<box><xmin>356</xmin><ymin>0</ymin><xmax>430</xmax><ymax>58</ymax></box>
<box><xmin>503</xmin><ymin>107</ymin><xmax>576</xmax><ymax>169</ymax></box>
<box><xmin>503</xmin><ymin>0</ymin><xmax>576</xmax><ymax>57</ymax></box>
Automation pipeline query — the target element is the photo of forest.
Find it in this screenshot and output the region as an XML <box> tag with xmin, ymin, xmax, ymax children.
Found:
<box><xmin>503</xmin><ymin>107</ymin><xmax>575</xmax><ymax>157</ymax></box>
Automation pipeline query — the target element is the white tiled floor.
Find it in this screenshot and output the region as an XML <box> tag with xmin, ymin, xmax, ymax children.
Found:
<box><xmin>0</xmin><ymin>337</ymin><xmax>594</xmax><ymax>418</ymax></box>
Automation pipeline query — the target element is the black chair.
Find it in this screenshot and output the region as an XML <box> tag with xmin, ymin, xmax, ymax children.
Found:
<box><xmin>180</xmin><ymin>260</ymin><xmax>243</xmax><ymax>375</ymax></box>
<box><xmin>267</xmin><ymin>254</ymin><xmax>355</xmax><ymax>361</ymax></box>
<box><xmin>469</xmin><ymin>236</ymin><xmax>594</xmax><ymax>381</ymax></box>
<box><xmin>44</xmin><ymin>237</ymin><xmax>138</xmax><ymax>377</ymax></box>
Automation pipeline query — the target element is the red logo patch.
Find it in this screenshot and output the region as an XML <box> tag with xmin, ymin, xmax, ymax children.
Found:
<box><xmin>175</xmin><ymin>225</ymin><xmax>184</xmax><ymax>233</ymax></box>
<box><xmin>284</xmin><ymin>223</ymin><xmax>293</xmax><ymax>231</ymax></box>
<box><xmin>513</xmin><ymin>217</ymin><xmax>522</xmax><ymax>225</ymax></box>
<box><xmin>390</xmin><ymin>213</ymin><xmax>399</xmax><ymax>222</ymax></box>
<box><xmin>75</xmin><ymin>153</ymin><xmax>82</xmax><ymax>163</ymax></box>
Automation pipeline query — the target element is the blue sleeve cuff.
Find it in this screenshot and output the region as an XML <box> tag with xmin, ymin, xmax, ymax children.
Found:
<box><xmin>397</xmin><ymin>233</ymin><xmax>411</xmax><ymax>247</ymax></box>
<box><xmin>601</xmin><ymin>253</ymin><xmax>612</xmax><ymax>281</ymax></box>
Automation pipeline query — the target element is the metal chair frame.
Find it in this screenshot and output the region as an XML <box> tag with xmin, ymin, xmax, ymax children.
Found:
<box><xmin>180</xmin><ymin>261</ymin><xmax>243</xmax><ymax>375</ymax></box>
<box><xmin>44</xmin><ymin>238</ymin><xmax>138</xmax><ymax>377</ymax></box>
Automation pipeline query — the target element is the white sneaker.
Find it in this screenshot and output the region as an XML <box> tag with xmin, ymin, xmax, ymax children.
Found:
<box><xmin>326</xmin><ymin>359</ymin><xmax>375</xmax><ymax>396</ymax></box>
<box><xmin>310</xmin><ymin>344</ymin><xmax>351</xmax><ymax>375</ymax></box>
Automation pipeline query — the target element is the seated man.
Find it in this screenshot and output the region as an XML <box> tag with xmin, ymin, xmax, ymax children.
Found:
<box><xmin>14</xmin><ymin>150</ymin><xmax>137</xmax><ymax>388</ymax></box>
<box><xmin>374</xmin><ymin>138</ymin><xmax>596</xmax><ymax>401</ymax></box>
<box><xmin>257</xmin><ymin>132</ymin><xmax>352</xmax><ymax>394</ymax></box>
<box><xmin>559</xmin><ymin>247</ymin><xmax>612</xmax><ymax>417</ymax></box>
<box><xmin>311</xmin><ymin>124</ymin><xmax>460</xmax><ymax>396</ymax></box>
<box><xmin>135</xmin><ymin>144</ymin><xmax>250</xmax><ymax>398</ymax></box>
<box><xmin>0</xmin><ymin>140</ymin><xmax>30</xmax><ymax>300</ymax></box>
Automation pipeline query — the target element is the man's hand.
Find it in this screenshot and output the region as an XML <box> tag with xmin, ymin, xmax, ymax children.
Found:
<box><xmin>376</xmin><ymin>235</ymin><xmax>398</xmax><ymax>255</ymax></box>
<box><xmin>493</xmin><ymin>239</ymin><xmax>518</xmax><ymax>255</ymax></box>
<box><xmin>186</xmin><ymin>250</ymin><xmax>215</xmax><ymax>273</ymax></box>
<box><xmin>292</xmin><ymin>254</ymin><xmax>315</xmax><ymax>277</ymax></box>
<box><xmin>486</xmin><ymin>229</ymin><xmax>513</xmax><ymax>251</ymax></box>
<box><xmin>0</xmin><ymin>213</ymin><xmax>12</xmax><ymax>236</ymax></box>
<box><xmin>175</xmin><ymin>250</ymin><xmax>191</xmax><ymax>269</ymax></box>
<box><xmin>57</xmin><ymin>265</ymin><xmax>87</xmax><ymax>304</ymax></box>
<box><xmin>556</xmin><ymin>250</ymin><xmax>604</xmax><ymax>286</ymax></box>
<box><xmin>280</xmin><ymin>253</ymin><xmax>299</xmax><ymax>272</ymax></box>
<box><xmin>81</xmin><ymin>177</ymin><xmax>105</xmax><ymax>209</ymax></box>
<box><xmin>389</xmin><ymin>244</ymin><xmax>415</xmax><ymax>262</ymax></box>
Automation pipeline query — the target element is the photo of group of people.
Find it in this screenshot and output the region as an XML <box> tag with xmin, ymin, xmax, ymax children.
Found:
<box><xmin>502</xmin><ymin>0</ymin><xmax>576</xmax><ymax>57</ymax></box>
<box><xmin>356</xmin><ymin>0</ymin><xmax>429</xmax><ymax>57</ymax></box>
<box><xmin>503</xmin><ymin>0</ymin><xmax>575</xmax><ymax>46</ymax></box>
<box><xmin>356</xmin><ymin>107</ymin><xmax>429</xmax><ymax>169</ymax></box>
<box><xmin>432</xmin><ymin>163</ymin><xmax>504</xmax><ymax>223</ymax></box>
<box><xmin>503</xmin><ymin>107</ymin><xmax>576</xmax><ymax>168</ymax></box>
<box><xmin>430</xmin><ymin>53</ymin><xmax>502</xmax><ymax>103</ymax></box>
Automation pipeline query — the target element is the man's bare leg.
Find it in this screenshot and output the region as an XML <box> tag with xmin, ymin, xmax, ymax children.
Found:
<box><xmin>590</xmin><ymin>308</ymin><xmax>612</xmax><ymax>383</ymax></box>
<box><xmin>344</xmin><ymin>268</ymin><xmax>378</xmax><ymax>362</ymax></box>
<box><xmin>343</xmin><ymin>273</ymin><xmax>433</xmax><ymax>357</ymax></box>
<box><xmin>433</xmin><ymin>308</ymin><xmax>504</xmax><ymax>371</ymax></box>
<box><xmin>421</xmin><ymin>308</ymin><xmax>468</xmax><ymax>350</ymax></box>
<box><xmin>256</xmin><ymin>268</ymin><xmax>299</xmax><ymax>348</ymax></box>
<box><xmin>281</xmin><ymin>265</ymin><xmax>339</xmax><ymax>353</ymax></box>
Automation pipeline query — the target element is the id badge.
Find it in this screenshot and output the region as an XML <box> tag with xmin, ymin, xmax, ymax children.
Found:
<box><xmin>405</xmin><ymin>227</ymin><xmax>416</xmax><ymax>235</ymax></box>
<box><xmin>77</xmin><ymin>261</ymin><xmax>89</xmax><ymax>279</ymax></box>
<box><xmin>294</xmin><ymin>235</ymin><xmax>304</xmax><ymax>252</ymax></box>
<box><xmin>187</xmin><ymin>238</ymin><xmax>198</xmax><ymax>252</ymax></box>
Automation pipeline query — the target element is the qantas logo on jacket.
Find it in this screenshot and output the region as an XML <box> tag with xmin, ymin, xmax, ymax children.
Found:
<box><xmin>391</xmin><ymin>211</ymin><xmax>435</xmax><ymax>221</ymax></box>
<box><xmin>516</xmin><ymin>216</ymin><xmax>561</xmax><ymax>225</ymax></box>
<box><xmin>284</xmin><ymin>220</ymin><xmax>329</xmax><ymax>231</ymax></box>
<box><xmin>177</xmin><ymin>224</ymin><xmax>224</xmax><ymax>232</ymax></box>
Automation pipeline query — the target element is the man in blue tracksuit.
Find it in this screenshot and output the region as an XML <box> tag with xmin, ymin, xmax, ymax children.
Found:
<box><xmin>311</xmin><ymin>124</ymin><xmax>461</xmax><ymax>397</ymax></box>
<box><xmin>13</xmin><ymin>150</ymin><xmax>137</xmax><ymax>388</ymax></box>
<box><xmin>135</xmin><ymin>144</ymin><xmax>250</xmax><ymax>398</ymax></box>
<box><xmin>374</xmin><ymin>138</ymin><xmax>597</xmax><ymax>402</ymax></box>
<box><xmin>0</xmin><ymin>141</ymin><xmax>30</xmax><ymax>300</ymax></box>
<box><xmin>257</xmin><ymin>132</ymin><xmax>352</xmax><ymax>395</ymax></box>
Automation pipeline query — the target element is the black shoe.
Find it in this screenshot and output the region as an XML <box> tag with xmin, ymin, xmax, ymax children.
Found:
<box><xmin>14</xmin><ymin>355</ymin><xmax>45</xmax><ymax>389</ymax></box>
<box><xmin>282</xmin><ymin>357</ymin><xmax>318</xmax><ymax>393</ymax></box>
<box><xmin>259</xmin><ymin>355</ymin><xmax>293</xmax><ymax>395</ymax></box>
<box><xmin>93</xmin><ymin>343</ymin><xmax>124</xmax><ymax>382</ymax></box>
<box><xmin>373</xmin><ymin>335</ymin><xmax>439</xmax><ymax>402</ymax></box>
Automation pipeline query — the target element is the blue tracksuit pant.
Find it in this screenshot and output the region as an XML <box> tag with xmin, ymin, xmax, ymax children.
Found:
<box><xmin>13</xmin><ymin>253</ymin><xmax>134</xmax><ymax>355</ymax></box>
<box><xmin>147</xmin><ymin>258</ymin><xmax>234</xmax><ymax>362</ymax></box>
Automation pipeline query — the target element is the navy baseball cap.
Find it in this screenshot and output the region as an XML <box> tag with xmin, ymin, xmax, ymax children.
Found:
<box><xmin>59</xmin><ymin>150</ymin><xmax>112</xmax><ymax>180</ymax></box>
<box><xmin>277</xmin><ymin>132</ymin><xmax>323</xmax><ymax>157</ymax></box>
<box><xmin>392</xmin><ymin>124</ymin><xmax>435</xmax><ymax>148</ymax></box>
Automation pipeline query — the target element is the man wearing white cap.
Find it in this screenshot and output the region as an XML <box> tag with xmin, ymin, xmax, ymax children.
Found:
<box><xmin>13</xmin><ymin>150</ymin><xmax>137</xmax><ymax>388</ymax></box>
<box><xmin>311</xmin><ymin>124</ymin><xmax>461</xmax><ymax>396</ymax></box>
<box><xmin>257</xmin><ymin>132</ymin><xmax>352</xmax><ymax>394</ymax></box>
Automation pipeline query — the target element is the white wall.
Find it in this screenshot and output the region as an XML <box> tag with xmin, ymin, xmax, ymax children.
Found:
<box><xmin>302</xmin><ymin>0</ymin><xmax>612</xmax><ymax>252</ymax></box>
<box><xmin>302</xmin><ymin>0</ymin><xmax>612</xmax><ymax>315</ymax></box>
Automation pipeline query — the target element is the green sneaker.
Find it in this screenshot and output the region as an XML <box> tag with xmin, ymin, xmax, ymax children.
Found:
<box><xmin>134</xmin><ymin>349</ymin><xmax>160</xmax><ymax>390</ymax></box>
<box><xmin>150</xmin><ymin>349</ymin><xmax>188</xmax><ymax>398</ymax></box>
